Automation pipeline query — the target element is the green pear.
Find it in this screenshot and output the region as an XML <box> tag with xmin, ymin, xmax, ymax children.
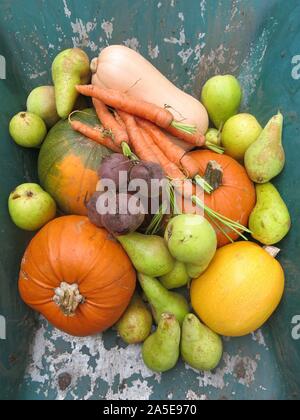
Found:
<box><xmin>118</xmin><ymin>232</ymin><xmax>174</xmax><ymax>277</ymax></box>
<box><xmin>52</xmin><ymin>48</ymin><xmax>91</xmax><ymax>119</ymax></box>
<box><xmin>27</xmin><ymin>86</ymin><xmax>59</xmax><ymax>128</ymax></box>
<box><xmin>222</xmin><ymin>113</ymin><xmax>262</xmax><ymax>161</ymax></box>
<box><xmin>138</xmin><ymin>273</ymin><xmax>189</xmax><ymax>325</ymax></box>
<box><xmin>186</xmin><ymin>263</ymin><xmax>207</xmax><ymax>279</ymax></box>
<box><xmin>160</xmin><ymin>261</ymin><xmax>190</xmax><ymax>289</ymax></box>
<box><xmin>181</xmin><ymin>314</ymin><xmax>223</xmax><ymax>371</ymax></box>
<box><xmin>9</xmin><ymin>112</ymin><xmax>47</xmax><ymax>148</ymax></box>
<box><xmin>245</xmin><ymin>112</ymin><xmax>285</xmax><ymax>183</ymax></box>
<box><xmin>142</xmin><ymin>313</ymin><xmax>180</xmax><ymax>373</ymax></box>
<box><xmin>205</xmin><ymin>128</ymin><xmax>221</xmax><ymax>147</ymax></box>
<box><xmin>201</xmin><ymin>75</ymin><xmax>242</xmax><ymax>129</ymax></box>
<box><xmin>165</xmin><ymin>215</ymin><xmax>217</xmax><ymax>275</ymax></box>
<box><xmin>116</xmin><ymin>294</ymin><xmax>153</xmax><ymax>344</ymax></box>
<box><xmin>249</xmin><ymin>183</ymin><xmax>291</xmax><ymax>245</ymax></box>
<box><xmin>8</xmin><ymin>183</ymin><xmax>56</xmax><ymax>231</ymax></box>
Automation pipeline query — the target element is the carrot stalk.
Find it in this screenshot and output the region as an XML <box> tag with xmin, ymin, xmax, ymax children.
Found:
<box><xmin>92</xmin><ymin>98</ymin><xmax>129</xmax><ymax>147</ymax></box>
<box><xmin>76</xmin><ymin>84</ymin><xmax>201</xmax><ymax>145</ymax></box>
<box><xmin>69</xmin><ymin>119</ymin><xmax>121</xmax><ymax>152</ymax></box>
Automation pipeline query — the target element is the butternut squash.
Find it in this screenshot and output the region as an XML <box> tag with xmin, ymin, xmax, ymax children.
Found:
<box><xmin>91</xmin><ymin>46</ymin><xmax>209</xmax><ymax>148</ymax></box>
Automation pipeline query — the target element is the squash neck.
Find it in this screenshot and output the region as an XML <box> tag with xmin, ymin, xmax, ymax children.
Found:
<box><xmin>53</xmin><ymin>282</ymin><xmax>84</xmax><ymax>317</ymax></box>
<box><xmin>204</xmin><ymin>160</ymin><xmax>223</xmax><ymax>192</ymax></box>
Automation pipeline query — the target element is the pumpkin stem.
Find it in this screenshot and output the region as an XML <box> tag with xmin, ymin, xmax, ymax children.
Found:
<box><xmin>264</xmin><ymin>246</ymin><xmax>281</xmax><ymax>258</ymax></box>
<box><xmin>204</xmin><ymin>160</ymin><xmax>223</xmax><ymax>192</ymax></box>
<box><xmin>53</xmin><ymin>282</ymin><xmax>84</xmax><ymax>317</ymax></box>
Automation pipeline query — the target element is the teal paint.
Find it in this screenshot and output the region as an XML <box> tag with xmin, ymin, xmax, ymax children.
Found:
<box><xmin>0</xmin><ymin>0</ymin><xmax>299</xmax><ymax>400</ymax></box>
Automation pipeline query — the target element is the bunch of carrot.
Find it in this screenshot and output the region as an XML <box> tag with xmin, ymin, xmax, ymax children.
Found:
<box><xmin>70</xmin><ymin>84</ymin><xmax>205</xmax><ymax>182</ymax></box>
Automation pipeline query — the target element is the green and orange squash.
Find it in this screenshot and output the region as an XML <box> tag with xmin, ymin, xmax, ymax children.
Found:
<box><xmin>38</xmin><ymin>109</ymin><xmax>111</xmax><ymax>215</ymax></box>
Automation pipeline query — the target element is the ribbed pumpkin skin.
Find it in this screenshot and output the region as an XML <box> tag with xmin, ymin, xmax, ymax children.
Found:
<box><xmin>18</xmin><ymin>216</ymin><xmax>136</xmax><ymax>337</ymax></box>
<box><xmin>38</xmin><ymin>109</ymin><xmax>111</xmax><ymax>216</ymax></box>
<box><xmin>186</xmin><ymin>150</ymin><xmax>256</xmax><ymax>247</ymax></box>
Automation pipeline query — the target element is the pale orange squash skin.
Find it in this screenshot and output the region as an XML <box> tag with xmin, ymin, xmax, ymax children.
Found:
<box><xmin>19</xmin><ymin>216</ymin><xmax>136</xmax><ymax>337</ymax></box>
<box><xmin>191</xmin><ymin>242</ymin><xmax>285</xmax><ymax>337</ymax></box>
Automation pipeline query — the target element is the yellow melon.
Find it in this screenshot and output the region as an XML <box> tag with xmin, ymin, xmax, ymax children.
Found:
<box><xmin>191</xmin><ymin>242</ymin><xmax>285</xmax><ymax>337</ymax></box>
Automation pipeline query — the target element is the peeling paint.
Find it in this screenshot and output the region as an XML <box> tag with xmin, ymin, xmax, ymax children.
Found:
<box><xmin>186</xmin><ymin>353</ymin><xmax>259</xmax><ymax>390</ymax></box>
<box><xmin>239</xmin><ymin>26</ymin><xmax>277</xmax><ymax>106</ymax></box>
<box><xmin>70</xmin><ymin>18</ymin><xmax>98</xmax><ymax>51</ymax></box>
<box><xmin>101</xmin><ymin>19</ymin><xmax>114</xmax><ymax>39</ymax></box>
<box><xmin>123</xmin><ymin>38</ymin><xmax>140</xmax><ymax>51</ymax></box>
<box><xmin>29</xmin><ymin>70</ymin><xmax>47</xmax><ymax>80</ymax></box>
<box><xmin>25</xmin><ymin>318</ymin><xmax>161</xmax><ymax>400</ymax></box>
<box><xmin>200</xmin><ymin>0</ymin><xmax>206</xmax><ymax>21</ymax></box>
<box><xmin>148</xmin><ymin>44</ymin><xmax>160</xmax><ymax>59</ymax></box>
<box><xmin>62</xmin><ymin>0</ymin><xmax>71</xmax><ymax>19</ymax></box>
<box><xmin>178</xmin><ymin>47</ymin><xmax>194</xmax><ymax>65</ymax></box>
<box><xmin>164</xmin><ymin>28</ymin><xmax>186</xmax><ymax>46</ymax></box>
<box><xmin>186</xmin><ymin>390</ymin><xmax>208</xmax><ymax>400</ymax></box>
<box><xmin>251</xmin><ymin>330</ymin><xmax>268</xmax><ymax>349</ymax></box>
<box><xmin>178</xmin><ymin>12</ymin><xmax>185</xmax><ymax>22</ymax></box>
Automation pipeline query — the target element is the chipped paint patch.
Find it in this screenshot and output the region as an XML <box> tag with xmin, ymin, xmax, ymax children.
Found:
<box><xmin>123</xmin><ymin>38</ymin><xmax>140</xmax><ymax>51</ymax></box>
<box><xmin>101</xmin><ymin>19</ymin><xmax>114</xmax><ymax>40</ymax></box>
<box><xmin>70</xmin><ymin>18</ymin><xmax>98</xmax><ymax>51</ymax></box>
<box><xmin>29</xmin><ymin>71</ymin><xmax>47</xmax><ymax>80</ymax></box>
<box><xmin>62</xmin><ymin>0</ymin><xmax>71</xmax><ymax>19</ymax></box>
<box><xmin>251</xmin><ymin>330</ymin><xmax>268</xmax><ymax>349</ymax></box>
<box><xmin>186</xmin><ymin>390</ymin><xmax>208</xmax><ymax>400</ymax></box>
<box><xmin>148</xmin><ymin>44</ymin><xmax>160</xmax><ymax>59</ymax></box>
<box><xmin>239</xmin><ymin>25</ymin><xmax>277</xmax><ymax>106</ymax></box>
<box><xmin>106</xmin><ymin>379</ymin><xmax>154</xmax><ymax>400</ymax></box>
<box><xmin>178</xmin><ymin>12</ymin><xmax>185</xmax><ymax>22</ymax></box>
<box><xmin>25</xmin><ymin>318</ymin><xmax>161</xmax><ymax>400</ymax></box>
<box><xmin>200</xmin><ymin>0</ymin><xmax>206</xmax><ymax>21</ymax></box>
<box><xmin>178</xmin><ymin>48</ymin><xmax>194</xmax><ymax>65</ymax></box>
<box><xmin>164</xmin><ymin>28</ymin><xmax>186</xmax><ymax>46</ymax></box>
<box><xmin>186</xmin><ymin>353</ymin><xmax>259</xmax><ymax>390</ymax></box>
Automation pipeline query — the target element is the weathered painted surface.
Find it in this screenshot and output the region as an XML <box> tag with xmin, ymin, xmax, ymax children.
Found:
<box><xmin>0</xmin><ymin>0</ymin><xmax>300</xmax><ymax>400</ymax></box>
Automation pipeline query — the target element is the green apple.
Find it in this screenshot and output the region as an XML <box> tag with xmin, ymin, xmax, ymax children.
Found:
<box><xmin>8</xmin><ymin>183</ymin><xmax>56</xmax><ymax>231</ymax></box>
<box><xmin>9</xmin><ymin>112</ymin><xmax>47</xmax><ymax>148</ymax></box>
<box><xmin>165</xmin><ymin>214</ymin><xmax>217</xmax><ymax>275</ymax></box>
<box><xmin>222</xmin><ymin>113</ymin><xmax>262</xmax><ymax>161</ymax></box>
<box><xmin>27</xmin><ymin>86</ymin><xmax>59</xmax><ymax>128</ymax></box>
<box><xmin>201</xmin><ymin>75</ymin><xmax>242</xmax><ymax>129</ymax></box>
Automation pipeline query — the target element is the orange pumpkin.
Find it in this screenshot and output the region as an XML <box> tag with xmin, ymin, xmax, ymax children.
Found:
<box><xmin>184</xmin><ymin>150</ymin><xmax>256</xmax><ymax>247</ymax></box>
<box><xmin>19</xmin><ymin>216</ymin><xmax>136</xmax><ymax>337</ymax></box>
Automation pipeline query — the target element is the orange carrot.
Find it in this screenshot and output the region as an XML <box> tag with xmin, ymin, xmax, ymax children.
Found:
<box><xmin>117</xmin><ymin>111</ymin><xmax>159</xmax><ymax>164</ymax></box>
<box><xmin>76</xmin><ymin>85</ymin><xmax>201</xmax><ymax>145</ymax></box>
<box><xmin>137</xmin><ymin>118</ymin><xmax>200</xmax><ymax>178</ymax></box>
<box><xmin>166</xmin><ymin>125</ymin><xmax>205</xmax><ymax>147</ymax></box>
<box><xmin>70</xmin><ymin>120</ymin><xmax>121</xmax><ymax>153</ymax></box>
<box><xmin>114</xmin><ymin>110</ymin><xmax>127</xmax><ymax>131</ymax></box>
<box><xmin>140</xmin><ymin>127</ymin><xmax>186</xmax><ymax>181</ymax></box>
<box><xmin>92</xmin><ymin>98</ymin><xmax>129</xmax><ymax>146</ymax></box>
